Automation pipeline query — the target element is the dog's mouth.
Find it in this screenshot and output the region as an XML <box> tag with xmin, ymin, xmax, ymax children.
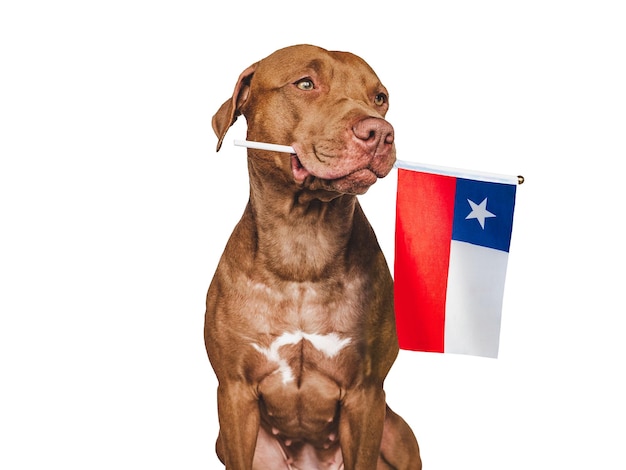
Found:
<box><xmin>291</xmin><ymin>154</ymin><xmax>311</xmax><ymax>184</ymax></box>
<box><xmin>290</xmin><ymin>152</ymin><xmax>381</xmax><ymax>195</ymax></box>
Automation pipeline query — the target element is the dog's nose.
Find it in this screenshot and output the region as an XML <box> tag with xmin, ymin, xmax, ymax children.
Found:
<box><xmin>353</xmin><ymin>117</ymin><xmax>395</xmax><ymax>154</ymax></box>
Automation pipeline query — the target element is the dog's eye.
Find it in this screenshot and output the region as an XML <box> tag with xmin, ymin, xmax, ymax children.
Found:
<box><xmin>295</xmin><ymin>78</ymin><xmax>315</xmax><ymax>91</ymax></box>
<box><xmin>374</xmin><ymin>93</ymin><xmax>388</xmax><ymax>106</ymax></box>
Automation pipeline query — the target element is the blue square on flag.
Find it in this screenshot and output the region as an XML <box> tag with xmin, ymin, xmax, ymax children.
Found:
<box><xmin>452</xmin><ymin>178</ymin><xmax>516</xmax><ymax>253</ymax></box>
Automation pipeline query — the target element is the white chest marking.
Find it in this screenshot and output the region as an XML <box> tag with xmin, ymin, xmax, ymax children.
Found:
<box><xmin>252</xmin><ymin>331</ymin><xmax>352</xmax><ymax>384</ymax></box>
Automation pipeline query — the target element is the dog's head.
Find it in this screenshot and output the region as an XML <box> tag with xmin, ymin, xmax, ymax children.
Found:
<box><xmin>213</xmin><ymin>44</ymin><xmax>396</xmax><ymax>196</ymax></box>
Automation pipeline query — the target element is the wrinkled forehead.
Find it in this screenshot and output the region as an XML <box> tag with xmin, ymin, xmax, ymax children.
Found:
<box><xmin>253</xmin><ymin>46</ymin><xmax>385</xmax><ymax>91</ymax></box>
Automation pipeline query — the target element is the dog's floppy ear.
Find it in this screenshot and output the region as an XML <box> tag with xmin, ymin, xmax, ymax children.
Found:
<box><xmin>212</xmin><ymin>63</ymin><xmax>258</xmax><ymax>152</ymax></box>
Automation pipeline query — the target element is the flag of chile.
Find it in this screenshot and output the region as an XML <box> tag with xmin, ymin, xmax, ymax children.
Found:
<box><xmin>394</xmin><ymin>168</ymin><xmax>517</xmax><ymax>358</ymax></box>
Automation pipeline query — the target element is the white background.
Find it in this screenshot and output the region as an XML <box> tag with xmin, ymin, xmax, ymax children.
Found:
<box><xmin>1</xmin><ymin>1</ymin><xmax>625</xmax><ymax>468</ymax></box>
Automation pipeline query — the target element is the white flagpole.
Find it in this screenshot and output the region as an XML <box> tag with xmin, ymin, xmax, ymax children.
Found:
<box><xmin>233</xmin><ymin>140</ymin><xmax>524</xmax><ymax>185</ymax></box>
<box><xmin>234</xmin><ymin>140</ymin><xmax>295</xmax><ymax>154</ymax></box>
<box><xmin>394</xmin><ymin>159</ymin><xmax>523</xmax><ymax>186</ymax></box>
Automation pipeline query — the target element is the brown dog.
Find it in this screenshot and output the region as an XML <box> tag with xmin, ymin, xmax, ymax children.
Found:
<box><xmin>206</xmin><ymin>44</ymin><xmax>421</xmax><ymax>470</ymax></box>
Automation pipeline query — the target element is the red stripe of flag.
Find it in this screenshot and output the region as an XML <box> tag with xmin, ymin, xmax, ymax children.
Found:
<box><xmin>394</xmin><ymin>169</ymin><xmax>457</xmax><ymax>352</ymax></box>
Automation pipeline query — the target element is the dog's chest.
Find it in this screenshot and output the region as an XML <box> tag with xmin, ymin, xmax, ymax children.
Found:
<box><xmin>252</xmin><ymin>330</ymin><xmax>352</xmax><ymax>384</ymax></box>
<box><xmin>243</xmin><ymin>277</ymin><xmax>364</xmax><ymax>385</ymax></box>
<box><xmin>239</xmin><ymin>277</ymin><xmax>364</xmax><ymax>441</ymax></box>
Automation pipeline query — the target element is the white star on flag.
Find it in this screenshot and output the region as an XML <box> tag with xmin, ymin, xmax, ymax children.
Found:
<box><xmin>466</xmin><ymin>197</ymin><xmax>496</xmax><ymax>229</ymax></box>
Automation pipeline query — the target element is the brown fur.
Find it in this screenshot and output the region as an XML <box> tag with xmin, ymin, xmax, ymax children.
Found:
<box><xmin>206</xmin><ymin>44</ymin><xmax>421</xmax><ymax>469</ymax></box>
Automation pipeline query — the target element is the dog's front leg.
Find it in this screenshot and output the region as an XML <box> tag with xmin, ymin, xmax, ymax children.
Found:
<box><xmin>216</xmin><ymin>380</ymin><xmax>259</xmax><ymax>469</ymax></box>
<box><xmin>339</xmin><ymin>386</ymin><xmax>387</xmax><ymax>470</ymax></box>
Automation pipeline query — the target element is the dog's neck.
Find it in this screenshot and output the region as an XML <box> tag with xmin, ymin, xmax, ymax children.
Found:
<box><xmin>246</xmin><ymin>155</ymin><xmax>360</xmax><ymax>282</ymax></box>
